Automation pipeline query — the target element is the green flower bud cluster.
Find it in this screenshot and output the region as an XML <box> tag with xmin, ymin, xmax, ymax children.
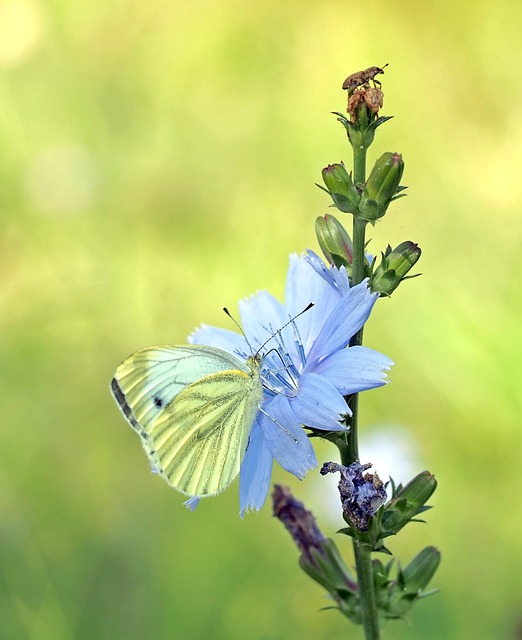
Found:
<box><xmin>319</xmin><ymin>153</ymin><xmax>405</xmax><ymax>225</ymax></box>
<box><xmin>280</xmin><ymin>481</ymin><xmax>439</xmax><ymax>626</ymax></box>
<box><xmin>333</xmin><ymin>471</ymin><xmax>439</xmax><ymax>622</ymax></box>
<box><xmin>305</xmin><ymin>542</ymin><xmax>440</xmax><ymax>625</ymax></box>
<box><xmin>315</xmin><ymin>215</ymin><xmax>420</xmax><ymax>296</ymax></box>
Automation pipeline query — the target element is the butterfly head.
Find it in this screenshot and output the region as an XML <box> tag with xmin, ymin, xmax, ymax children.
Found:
<box><xmin>246</xmin><ymin>352</ymin><xmax>264</xmax><ymax>376</ymax></box>
<box><xmin>223</xmin><ymin>302</ymin><xmax>314</xmax><ymax>383</ymax></box>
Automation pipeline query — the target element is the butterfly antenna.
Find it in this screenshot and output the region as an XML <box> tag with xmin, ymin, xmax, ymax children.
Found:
<box><xmin>223</xmin><ymin>307</ymin><xmax>255</xmax><ymax>355</ymax></box>
<box><xmin>257</xmin><ymin>302</ymin><xmax>314</xmax><ymax>355</ymax></box>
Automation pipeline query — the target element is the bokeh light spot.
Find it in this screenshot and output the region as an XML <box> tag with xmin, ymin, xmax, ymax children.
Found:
<box><xmin>0</xmin><ymin>0</ymin><xmax>43</xmax><ymax>65</ymax></box>
<box><xmin>25</xmin><ymin>143</ymin><xmax>100</xmax><ymax>215</ymax></box>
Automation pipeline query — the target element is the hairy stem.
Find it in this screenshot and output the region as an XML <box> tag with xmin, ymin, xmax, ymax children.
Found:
<box><xmin>338</xmin><ymin>139</ymin><xmax>380</xmax><ymax>639</ymax></box>
<box><xmin>346</xmin><ymin>148</ymin><xmax>367</xmax><ymax>463</ymax></box>
<box><xmin>354</xmin><ymin>541</ymin><xmax>380</xmax><ymax>640</ymax></box>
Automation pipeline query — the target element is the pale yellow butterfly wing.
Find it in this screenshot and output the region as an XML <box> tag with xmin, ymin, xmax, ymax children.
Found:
<box><xmin>111</xmin><ymin>344</ymin><xmax>247</xmax><ymax>437</ymax></box>
<box><xmin>151</xmin><ymin>367</ymin><xmax>262</xmax><ymax>496</ymax></box>
<box><xmin>111</xmin><ymin>345</ymin><xmax>263</xmax><ymax>496</ymax></box>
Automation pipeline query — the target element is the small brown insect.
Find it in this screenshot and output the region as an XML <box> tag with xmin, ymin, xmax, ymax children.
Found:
<box><xmin>342</xmin><ymin>64</ymin><xmax>389</xmax><ymax>92</ymax></box>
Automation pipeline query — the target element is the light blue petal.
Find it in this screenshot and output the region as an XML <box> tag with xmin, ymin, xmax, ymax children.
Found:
<box><xmin>188</xmin><ymin>324</ymin><xmax>247</xmax><ymax>357</ymax></box>
<box><xmin>315</xmin><ymin>346</ymin><xmax>394</xmax><ymax>394</ymax></box>
<box><xmin>239</xmin><ymin>420</ymin><xmax>274</xmax><ymax>516</ymax></box>
<box><xmin>184</xmin><ymin>496</ymin><xmax>201</xmax><ymax>511</ymax></box>
<box><xmin>291</xmin><ymin>371</ymin><xmax>351</xmax><ymax>429</ymax></box>
<box><xmin>260</xmin><ymin>395</ymin><xmax>317</xmax><ymax>478</ymax></box>
<box><xmin>305</xmin><ymin>249</ymin><xmax>351</xmax><ymax>295</ymax></box>
<box><xmin>238</xmin><ymin>291</ymin><xmax>286</xmax><ymax>351</ymax></box>
<box><xmin>304</xmin><ymin>249</ymin><xmax>336</xmax><ymax>287</ymax></box>
<box><xmin>305</xmin><ymin>249</ymin><xmax>373</xmax><ymax>294</ymax></box>
<box><xmin>306</xmin><ymin>280</ymin><xmax>377</xmax><ymax>365</ymax></box>
<box><xmin>284</xmin><ymin>254</ymin><xmax>342</xmax><ymax>360</ymax></box>
<box><xmin>285</xmin><ymin>253</ymin><xmax>337</xmax><ymax>316</ymax></box>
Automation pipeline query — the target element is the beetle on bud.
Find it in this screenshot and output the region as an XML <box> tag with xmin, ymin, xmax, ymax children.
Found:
<box><xmin>342</xmin><ymin>64</ymin><xmax>389</xmax><ymax>93</ymax></box>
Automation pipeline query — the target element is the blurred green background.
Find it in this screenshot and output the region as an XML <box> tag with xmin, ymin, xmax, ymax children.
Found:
<box><xmin>2</xmin><ymin>0</ymin><xmax>521</xmax><ymax>638</ymax></box>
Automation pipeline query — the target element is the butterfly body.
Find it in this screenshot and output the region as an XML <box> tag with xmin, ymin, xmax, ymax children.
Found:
<box><xmin>111</xmin><ymin>345</ymin><xmax>264</xmax><ymax>497</ymax></box>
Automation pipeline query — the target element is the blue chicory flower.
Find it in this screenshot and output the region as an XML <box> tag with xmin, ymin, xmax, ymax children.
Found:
<box><xmin>189</xmin><ymin>253</ymin><xmax>393</xmax><ymax>515</ymax></box>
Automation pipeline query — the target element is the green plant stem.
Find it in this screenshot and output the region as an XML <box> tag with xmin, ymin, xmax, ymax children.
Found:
<box><xmin>351</xmin><ymin>217</ymin><xmax>367</xmax><ymax>290</ymax></box>
<box><xmin>354</xmin><ymin>541</ymin><xmax>380</xmax><ymax>640</ymax></box>
<box><xmin>351</xmin><ymin>142</ymin><xmax>368</xmax><ymax>288</ymax></box>
<box><xmin>337</xmin><ymin>140</ymin><xmax>380</xmax><ymax>639</ymax></box>
<box><xmin>346</xmin><ymin>150</ymin><xmax>368</xmax><ymax>464</ymax></box>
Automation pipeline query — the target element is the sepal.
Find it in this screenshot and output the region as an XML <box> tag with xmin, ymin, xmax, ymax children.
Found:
<box><xmin>371</xmin><ymin>241</ymin><xmax>422</xmax><ymax>296</ymax></box>
<box><xmin>333</xmin><ymin>112</ymin><xmax>394</xmax><ymax>151</ymax></box>
<box><xmin>384</xmin><ymin>547</ymin><xmax>441</xmax><ymax>618</ymax></box>
<box><xmin>382</xmin><ymin>471</ymin><xmax>437</xmax><ymax>537</ymax></box>
<box><xmin>299</xmin><ymin>537</ymin><xmax>361</xmax><ymax>624</ymax></box>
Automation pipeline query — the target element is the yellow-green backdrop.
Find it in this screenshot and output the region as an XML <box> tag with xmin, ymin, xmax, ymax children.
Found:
<box><xmin>2</xmin><ymin>1</ymin><xmax>521</xmax><ymax>638</ymax></box>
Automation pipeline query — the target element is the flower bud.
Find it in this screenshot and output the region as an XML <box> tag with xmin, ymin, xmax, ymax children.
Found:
<box><xmin>386</xmin><ymin>547</ymin><xmax>441</xmax><ymax>618</ymax></box>
<box><xmin>401</xmin><ymin>546</ymin><xmax>441</xmax><ymax>593</ymax></box>
<box><xmin>358</xmin><ymin>152</ymin><xmax>404</xmax><ymax>222</ymax></box>
<box><xmin>272</xmin><ymin>484</ymin><xmax>359</xmax><ymax>621</ymax></box>
<box><xmin>371</xmin><ymin>241</ymin><xmax>422</xmax><ymax>296</ymax></box>
<box><xmin>321</xmin><ymin>163</ymin><xmax>360</xmax><ymax>214</ymax></box>
<box><xmin>315</xmin><ymin>214</ymin><xmax>353</xmax><ymax>268</ymax></box>
<box><xmin>383</xmin><ymin>471</ymin><xmax>437</xmax><ymax>535</ymax></box>
<box><xmin>389</xmin><ymin>471</ymin><xmax>437</xmax><ymax>511</ymax></box>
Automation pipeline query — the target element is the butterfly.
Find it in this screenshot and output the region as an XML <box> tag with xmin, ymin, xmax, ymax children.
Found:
<box><xmin>111</xmin><ymin>344</ymin><xmax>265</xmax><ymax>498</ymax></box>
<box><xmin>111</xmin><ymin>302</ymin><xmax>314</xmax><ymax>500</ymax></box>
